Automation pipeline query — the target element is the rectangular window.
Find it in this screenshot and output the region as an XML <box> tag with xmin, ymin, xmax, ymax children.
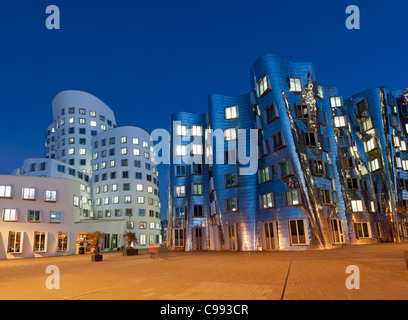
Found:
<box><xmin>175</xmin><ymin>185</ymin><xmax>186</xmax><ymax>197</ymax></box>
<box><xmin>34</xmin><ymin>232</ymin><xmax>47</xmax><ymax>252</ymax></box>
<box><xmin>176</xmin><ymin>145</ymin><xmax>187</xmax><ymax>156</ymax></box>
<box><xmin>304</xmin><ymin>131</ymin><xmax>317</xmax><ymax>147</ymax></box>
<box><xmin>284</xmin><ymin>189</ymin><xmax>301</xmax><ymax>206</ymax></box>
<box><xmin>289</xmin><ymin>78</ymin><xmax>302</xmax><ymax>93</ymax></box>
<box><xmin>296</xmin><ymin>104</ymin><xmax>310</xmax><ymax>119</ymax></box>
<box><xmin>347</xmin><ymin>178</ymin><xmax>359</xmax><ymax>190</ymax></box>
<box><xmin>330</xmin><ymin>96</ymin><xmax>342</xmax><ymax>108</ymax></box>
<box><xmin>193</xmin><ymin>205</ymin><xmax>204</xmax><ymax>217</ymax></box>
<box><xmin>44</xmin><ymin>190</ymin><xmax>57</xmax><ymax>202</ymax></box>
<box><xmin>50</xmin><ymin>211</ymin><xmax>62</xmax><ymax>223</ymax></box>
<box><xmin>192</xmin><ymin>144</ymin><xmax>203</xmax><ymax>155</ymax></box>
<box><xmin>351</xmin><ymin>200</ymin><xmax>364</xmax><ymax>212</ymax></box>
<box><xmin>28</xmin><ymin>210</ymin><xmax>41</xmax><ymax>222</ymax></box>
<box><xmin>369</xmin><ymin>158</ymin><xmax>381</xmax><ymax>172</ymax></box>
<box><xmin>177</xmin><ymin>125</ymin><xmax>187</xmax><ymax>137</ymax></box>
<box><xmin>3</xmin><ymin>209</ymin><xmax>18</xmax><ymax>221</ymax></box>
<box><xmin>192</xmin><ymin>163</ymin><xmax>203</xmax><ymax>175</ymax></box>
<box><xmin>265</xmin><ymin>102</ymin><xmax>279</xmax><ymax>123</ymax></box>
<box><xmin>280</xmin><ymin>159</ymin><xmax>293</xmax><ymax>178</ymax></box>
<box><xmin>260</xmin><ymin>192</ymin><xmax>274</xmax><ymax>209</ymax></box>
<box><xmin>354</xmin><ymin>222</ymin><xmax>371</xmax><ymax>239</ymax></box>
<box><xmin>364</xmin><ymin>138</ymin><xmax>376</xmax><ymax>152</ymax></box>
<box><xmin>225</xmin><ymin>172</ymin><xmax>238</xmax><ymax>188</ymax></box>
<box><xmin>8</xmin><ymin>231</ymin><xmax>23</xmax><ymax>253</ymax></box>
<box><xmin>226</xmin><ymin>197</ymin><xmax>238</xmax><ymax>212</ymax></box>
<box><xmin>402</xmin><ymin>160</ymin><xmax>408</xmax><ymax>171</ymax></box>
<box><xmin>225</xmin><ymin>106</ymin><xmax>238</xmax><ymax>120</ymax></box>
<box><xmin>191</xmin><ymin>125</ymin><xmax>203</xmax><ymax>136</ymax></box>
<box><xmin>313</xmin><ymin>160</ymin><xmax>324</xmax><ymax>176</ymax></box>
<box><xmin>22</xmin><ymin>187</ymin><xmax>36</xmax><ymax>200</ymax></box>
<box><xmin>57</xmin><ymin>232</ymin><xmax>68</xmax><ymax>251</ymax></box>
<box><xmin>257</xmin><ymin>75</ymin><xmax>271</xmax><ymax>97</ymax></box>
<box><xmin>0</xmin><ymin>185</ymin><xmax>13</xmax><ymax>198</ymax></box>
<box><xmin>342</xmin><ymin>157</ymin><xmax>354</xmax><ymax>168</ymax></box>
<box><xmin>174</xmin><ymin>207</ymin><xmax>185</xmax><ymax>218</ymax></box>
<box><xmin>271</xmin><ymin>131</ymin><xmax>285</xmax><ymax>151</ymax></box>
<box><xmin>259</xmin><ymin>166</ymin><xmax>272</xmax><ymax>183</ymax></box>
<box><xmin>192</xmin><ymin>183</ymin><xmax>203</xmax><ymax>195</ymax></box>
<box><xmin>334</xmin><ymin>116</ymin><xmax>347</xmax><ymax>128</ymax></box>
<box><xmin>288</xmin><ymin>219</ymin><xmax>308</xmax><ymax>245</ymax></box>
<box><xmin>225</xmin><ymin>128</ymin><xmax>237</xmax><ymax>141</ymax></box>
<box><xmin>320</xmin><ymin>189</ymin><xmax>332</xmax><ymax>205</ymax></box>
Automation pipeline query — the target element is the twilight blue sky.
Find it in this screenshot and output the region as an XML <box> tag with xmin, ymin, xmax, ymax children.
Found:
<box><xmin>0</xmin><ymin>0</ymin><xmax>407</xmax><ymax>214</ymax></box>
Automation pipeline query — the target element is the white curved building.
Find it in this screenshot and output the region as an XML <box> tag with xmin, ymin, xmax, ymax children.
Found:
<box><xmin>91</xmin><ymin>126</ymin><xmax>161</xmax><ymax>247</ymax></box>
<box><xmin>45</xmin><ymin>90</ymin><xmax>117</xmax><ymax>174</ymax></box>
<box><xmin>0</xmin><ymin>90</ymin><xmax>162</xmax><ymax>259</ymax></box>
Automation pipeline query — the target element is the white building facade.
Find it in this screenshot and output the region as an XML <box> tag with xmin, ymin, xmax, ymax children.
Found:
<box><xmin>0</xmin><ymin>90</ymin><xmax>161</xmax><ymax>259</ymax></box>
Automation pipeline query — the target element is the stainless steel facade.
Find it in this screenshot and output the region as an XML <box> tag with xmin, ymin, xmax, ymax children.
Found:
<box><xmin>167</xmin><ymin>53</ymin><xmax>408</xmax><ymax>251</ymax></box>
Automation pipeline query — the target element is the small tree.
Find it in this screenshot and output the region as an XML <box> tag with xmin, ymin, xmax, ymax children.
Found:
<box><xmin>123</xmin><ymin>231</ymin><xmax>137</xmax><ymax>249</ymax></box>
<box><xmin>88</xmin><ymin>231</ymin><xmax>104</xmax><ymax>255</ymax></box>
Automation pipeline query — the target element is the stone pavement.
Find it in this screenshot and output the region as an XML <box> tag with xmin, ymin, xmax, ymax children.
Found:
<box><xmin>0</xmin><ymin>243</ymin><xmax>407</xmax><ymax>300</ymax></box>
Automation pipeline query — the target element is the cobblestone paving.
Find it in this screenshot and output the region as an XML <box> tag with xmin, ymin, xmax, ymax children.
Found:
<box><xmin>0</xmin><ymin>243</ymin><xmax>407</xmax><ymax>300</ymax></box>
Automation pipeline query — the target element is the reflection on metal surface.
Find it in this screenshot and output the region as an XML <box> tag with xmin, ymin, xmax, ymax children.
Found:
<box><xmin>167</xmin><ymin>53</ymin><xmax>408</xmax><ymax>251</ymax></box>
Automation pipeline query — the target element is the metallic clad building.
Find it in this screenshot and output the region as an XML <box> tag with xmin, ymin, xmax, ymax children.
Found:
<box><xmin>168</xmin><ymin>53</ymin><xmax>408</xmax><ymax>251</ymax></box>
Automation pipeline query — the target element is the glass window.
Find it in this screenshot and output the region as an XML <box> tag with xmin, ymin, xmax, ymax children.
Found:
<box><xmin>330</xmin><ymin>96</ymin><xmax>342</xmax><ymax>108</ymax></box>
<box><xmin>22</xmin><ymin>187</ymin><xmax>36</xmax><ymax>200</ymax></box>
<box><xmin>225</xmin><ymin>128</ymin><xmax>237</xmax><ymax>141</ymax></box>
<box><xmin>3</xmin><ymin>208</ymin><xmax>18</xmax><ymax>221</ymax></box>
<box><xmin>257</xmin><ymin>75</ymin><xmax>271</xmax><ymax>97</ymax></box>
<box><xmin>50</xmin><ymin>211</ymin><xmax>62</xmax><ymax>223</ymax></box>
<box><xmin>288</xmin><ymin>219</ymin><xmax>308</xmax><ymax>245</ymax></box>
<box><xmin>289</xmin><ymin>78</ymin><xmax>302</xmax><ymax>93</ymax></box>
<box><xmin>284</xmin><ymin>189</ymin><xmax>301</xmax><ymax>206</ymax></box>
<box><xmin>28</xmin><ymin>210</ymin><xmax>41</xmax><ymax>222</ymax></box>
<box><xmin>260</xmin><ymin>192</ymin><xmax>274</xmax><ymax>209</ymax></box>
<box><xmin>225</xmin><ymin>106</ymin><xmax>238</xmax><ymax>120</ymax></box>
<box><xmin>0</xmin><ymin>185</ymin><xmax>13</xmax><ymax>198</ymax></box>
<box><xmin>226</xmin><ymin>198</ymin><xmax>238</xmax><ymax>212</ymax></box>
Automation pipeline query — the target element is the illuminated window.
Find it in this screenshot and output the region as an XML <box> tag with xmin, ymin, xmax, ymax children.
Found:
<box><xmin>351</xmin><ymin>200</ymin><xmax>364</xmax><ymax>212</ymax></box>
<box><xmin>3</xmin><ymin>208</ymin><xmax>18</xmax><ymax>221</ymax></box>
<box><xmin>44</xmin><ymin>190</ymin><xmax>57</xmax><ymax>202</ymax></box>
<box><xmin>289</xmin><ymin>78</ymin><xmax>302</xmax><ymax>93</ymax></box>
<box><xmin>260</xmin><ymin>192</ymin><xmax>274</xmax><ymax>209</ymax></box>
<box><xmin>133</xmin><ymin>137</ymin><xmax>139</xmax><ymax>145</ymax></box>
<box><xmin>22</xmin><ymin>187</ymin><xmax>36</xmax><ymax>200</ymax></box>
<box><xmin>58</xmin><ymin>232</ymin><xmax>68</xmax><ymax>251</ymax></box>
<box><xmin>191</xmin><ymin>125</ymin><xmax>203</xmax><ymax>136</ymax></box>
<box><xmin>225</xmin><ymin>128</ymin><xmax>236</xmax><ymax>141</ymax></box>
<box><xmin>192</xmin><ymin>183</ymin><xmax>203</xmax><ymax>195</ymax></box>
<box><xmin>120</xmin><ymin>147</ymin><xmax>127</xmax><ymax>155</ymax></box>
<box><xmin>8</xmin><ymin>231</ymin><xmax>23</xmax><ymax>253</ymax></box>
<box><xmin>176</xmin><ymin>145</ymin><xmax>187</xmax><ymax>157</ymax></box>
<box><xmin>330</xmin><ymin>96</ymin><xmax>342</xmax><ymax>108</ymax></box>
<box><xmin>90</xmin><ymin>120</ymin><xmax>97</xmax><ymax>127</ymax></box>
<box><xmin>177</xmin><ymin>125</ymin><xmax>187</xmax><ymax>136</ymax></box>
<box><xmin>225</xmin><ymin>106</ymin><xmax>238</xmax><ymax>120</ymax></box>
<box><xmin>175</xmin><ymin>185</ymin><xmax>186</xmax><ymax>197</ymax></box>
<box><xmin>364</xmin><ymin>138</ymin><xmax>376</xmax><ymax>152</ymax></box>
<box><xmin>34</xmin><ymin>232</ymin><xmax>47</xmax><ymax>252</ymax></box>
<box><xmin>0</xmin><ymin>185</ymin><xmax>13</xmax><ymax>198</ymax></box>
<box><xmin>192</xmin><ymin>144</ymin><xmax>203</xmax><ymax>155</ymax></box>
<box><xmin>369</xmin><ymin>158</ymin><xmax>381</xmax><ymax>172</ymax></box>
<box><xmin>257</xmin><ymin>75</ymin><xmax>271</xmax><ymax>97</ymax></box>
<box><xmin>402</xmin><ymin>160</ymin><xmax>408</xmax><ymax>171</ymax></box>
<box><xmin>284</xmin><ymin>189</ymin><xmax>301</xmax><ymax>206</ymax></box>
<box><xmin>334</xmin><ymin>116</ymin><xmax>347</xmax><ymax>128</ymax></box>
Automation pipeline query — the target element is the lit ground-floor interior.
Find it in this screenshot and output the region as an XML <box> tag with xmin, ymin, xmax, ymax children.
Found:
<box><xmin>0</xmin><ymin>243</ymin><xmax>407</xmax><ymax>300</ymax></box>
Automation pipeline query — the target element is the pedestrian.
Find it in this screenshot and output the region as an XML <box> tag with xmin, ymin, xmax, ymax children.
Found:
<box><xmin>149</xmin><ymin>242</ymin><xmax>158</xmax><ymax>259</ymax></box>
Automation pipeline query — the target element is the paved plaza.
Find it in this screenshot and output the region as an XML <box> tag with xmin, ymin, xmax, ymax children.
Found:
<box><xmin>0</xmin><ymin>243</ymin><xmax>407</xmax><ymax>300</ymax></box>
